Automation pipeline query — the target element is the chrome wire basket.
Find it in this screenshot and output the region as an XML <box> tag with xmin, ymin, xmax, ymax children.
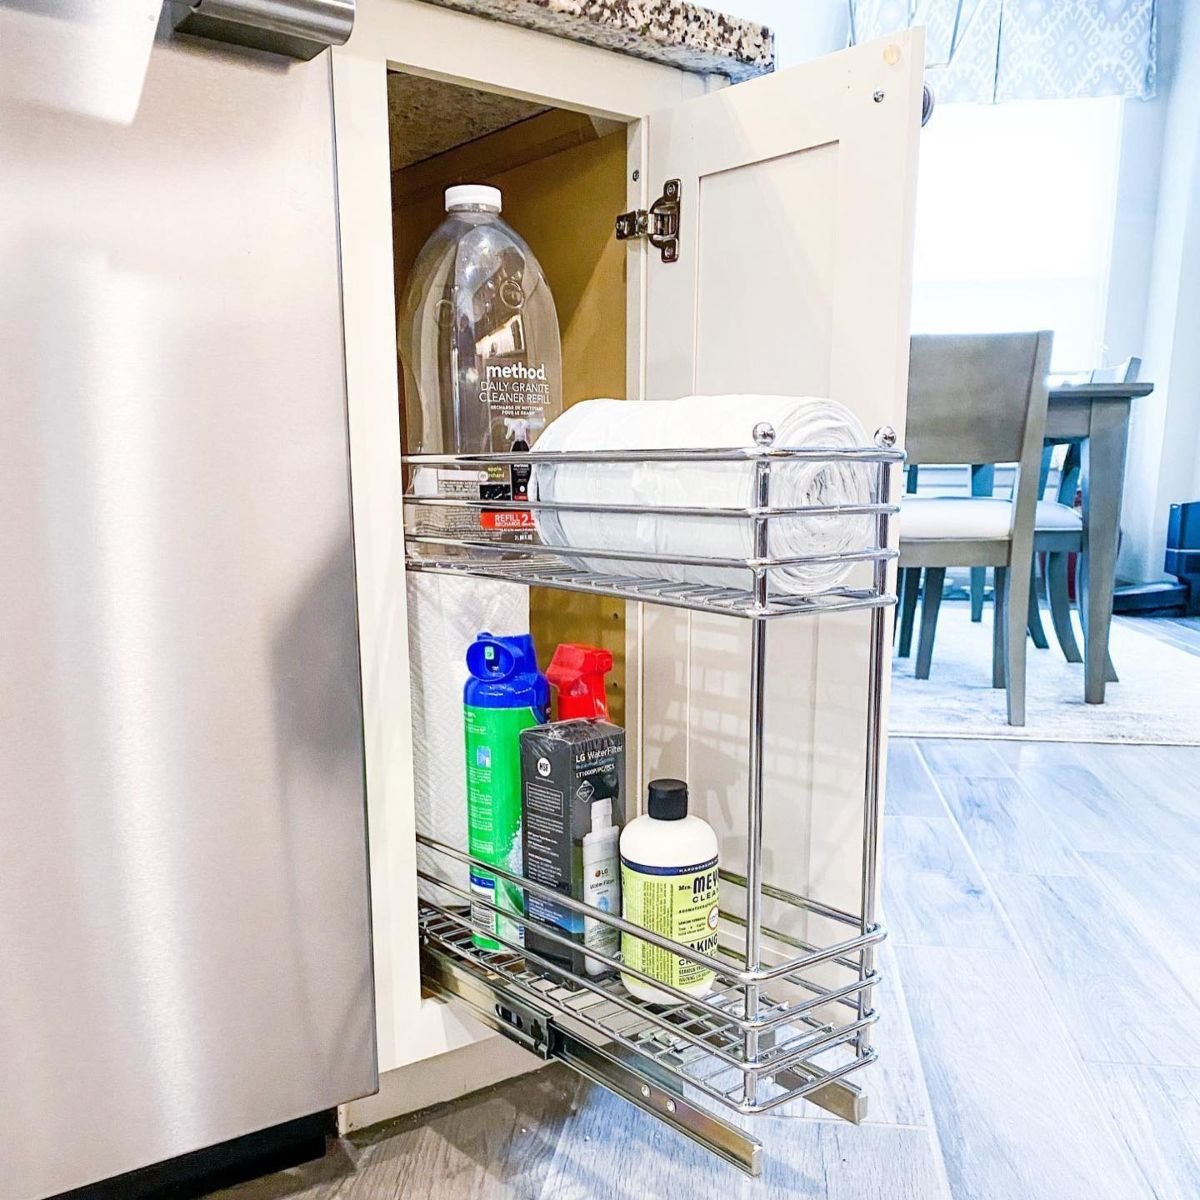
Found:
<box><xmin>402</xmin><ymin>425</ymin><xmax>903</xmax><ymax>1174</ymax></box>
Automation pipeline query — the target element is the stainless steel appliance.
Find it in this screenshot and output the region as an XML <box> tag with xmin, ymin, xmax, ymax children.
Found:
<box><xmin>0</xmin><ymin>5</ymin><xmax>375</xmax><ymax>1197</ymax></box>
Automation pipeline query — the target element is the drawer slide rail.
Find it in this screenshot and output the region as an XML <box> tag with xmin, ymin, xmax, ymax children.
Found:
<box><xmin>421</xmin><ymin>936</ymin><xmax>764</xmax><ymax>1176</ymax></box>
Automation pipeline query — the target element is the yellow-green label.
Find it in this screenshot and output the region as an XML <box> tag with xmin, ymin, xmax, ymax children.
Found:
<box><xmin>620</xmin><ymin>855</ymin><xmax>719</xmax><ymax>991</ymax></box>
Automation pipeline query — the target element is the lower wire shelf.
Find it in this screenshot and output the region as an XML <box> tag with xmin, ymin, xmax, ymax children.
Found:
<box><xmin>418</xmin><ymin>900</ymin><xmax>883</xmax><ymax>1175</ymax></box>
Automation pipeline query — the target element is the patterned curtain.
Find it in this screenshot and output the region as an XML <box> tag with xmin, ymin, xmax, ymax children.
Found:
<box><xmin>850</xmin><ymin>0</ymin><xmax>1157</xmax><ymax>103</ymax></box>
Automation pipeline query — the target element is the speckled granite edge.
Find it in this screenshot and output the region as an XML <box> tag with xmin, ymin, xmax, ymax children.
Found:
<box><xmin>416</xmin><ymin>0</ymin><xmax>774</xmax><ymax>81</ymax></box>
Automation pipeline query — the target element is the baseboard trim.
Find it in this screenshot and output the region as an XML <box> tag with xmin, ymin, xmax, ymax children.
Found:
<box><xmin>339</xmin><ymin>1034</ymin><xmax>543</xmax><ymax>1133</ymax></box>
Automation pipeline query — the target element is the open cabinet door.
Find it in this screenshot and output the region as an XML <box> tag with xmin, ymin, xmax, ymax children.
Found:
<box><xmin>633</xmin><ymin>29</ymin><xmax>923</xmax><ymax>1071</ymax></box>
<box><xmin>640</xmin><ymin>29</ymin><xmax>922</xmax><ymax>417</ymax></box>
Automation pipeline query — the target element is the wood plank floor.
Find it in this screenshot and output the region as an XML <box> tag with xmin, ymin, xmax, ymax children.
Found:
<box><xmin>1119</xmin><ymin>613</ymin><xmax>1200</xmax><ymax>658</ymax></box>
<box><xmin>213</xmin><ymin>729</ymin><xmax>1200</xmax><ymax>1200</ymax></box>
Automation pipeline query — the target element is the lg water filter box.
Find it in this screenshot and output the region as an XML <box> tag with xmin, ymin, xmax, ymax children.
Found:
<box><xmin>520</xmin><ymin>718</ymin><xmax>625</xmax><ymax>976</ymax></box>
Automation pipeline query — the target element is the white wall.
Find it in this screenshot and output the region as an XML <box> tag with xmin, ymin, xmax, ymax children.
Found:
<box><xmin>1109</xmin><ymin>0</ymin><xmax>1200</xmax><ymax>582</ymax></box>
<box><xmin>912</xmin><ymin>97</ymin><xmax>1124</xmax><ymax>371</ymax></box>
<box><xmin>715</xmin><ymin>0</ymin><xmax>847</xmax><ymax>68</ymax></box>
<box><xmin>718</xmin><ymin>1</ymin><xmax>1200</xmax><ymax>581</ymax></box>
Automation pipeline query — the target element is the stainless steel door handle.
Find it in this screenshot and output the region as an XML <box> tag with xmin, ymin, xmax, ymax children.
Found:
<box><xmin>170</xmin><ymin>0</ymin><xmax>354</xmax><ymax>61</ymax></box>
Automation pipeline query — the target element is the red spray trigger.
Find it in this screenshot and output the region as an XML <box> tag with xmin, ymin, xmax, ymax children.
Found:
<box><xmin>547</xmin><ymin>644</ymin><xmax>613</xmax><ymax>721</ymax></box>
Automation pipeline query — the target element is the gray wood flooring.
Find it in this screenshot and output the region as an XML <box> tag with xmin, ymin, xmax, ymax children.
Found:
<box><xmin>213</xmin><ymin>675</ymin><xmax>1200</xmax><ymax>1198</ymax></box>
<box><xmin>1118</xmin><ymin>613</ymin><xmax>1200</xmax><ymax>658</ymax></box>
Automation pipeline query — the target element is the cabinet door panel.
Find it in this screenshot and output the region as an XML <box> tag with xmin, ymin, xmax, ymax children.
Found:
<box><xmin>635</xmin><ymin>31</ymin><xmax>922</xmax><ymax>995</ymax></box>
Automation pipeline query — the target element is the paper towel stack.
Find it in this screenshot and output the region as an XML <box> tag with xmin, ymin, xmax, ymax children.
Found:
<box><xmin>408</xmin><ymin>573</ymin><xmax>528</xmax><ymax>895</ymax></box>
<box><xmin>530</xmin><ymin>396</ymin><xmax>876</xmax><ymax>594</ymax></box>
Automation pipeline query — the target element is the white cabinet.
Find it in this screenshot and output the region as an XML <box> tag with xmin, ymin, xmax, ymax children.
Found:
<box><xmin>331</xmin><ymin>0</ymin><xmax>922</xmax><ymax>1170</ymax></box>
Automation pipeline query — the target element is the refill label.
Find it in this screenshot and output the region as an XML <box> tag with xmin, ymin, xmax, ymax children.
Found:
<box><xmin>414</xmin><ymin>467</ymin><xmax>535</xmax><ymax>536</ymax></box>
<box><xmin>620</xmin><ymin>855</ymin><xmax>719</xmax><ymax>991</ymax></box>
<box><xmin>480</xmin><ymin>359</ymin><xmax>555</xmax><ymax>423</ymax></box>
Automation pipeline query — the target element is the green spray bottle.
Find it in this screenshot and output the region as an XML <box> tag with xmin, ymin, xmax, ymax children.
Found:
<box><xmin>464</xmin><ymin>633</ymin><xmax>548</xmax><ymax>951</ymax></box>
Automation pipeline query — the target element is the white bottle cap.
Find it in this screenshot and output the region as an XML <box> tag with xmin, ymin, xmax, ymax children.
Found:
<box><xmin>591</xmin><ymin>796</ymin><xmax>613</xmax><ymax>831</ymax></box>
<box><xmin>445</xmin><ymin>184</ymin><xmax>502</xmax><ymax>212</ymax></box>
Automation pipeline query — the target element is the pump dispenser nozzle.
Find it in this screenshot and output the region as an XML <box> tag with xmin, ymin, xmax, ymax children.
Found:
<box><xmin>547</xmin><ymin>643</ymin><xmax>613</xmax><ymax>721</ymax></box>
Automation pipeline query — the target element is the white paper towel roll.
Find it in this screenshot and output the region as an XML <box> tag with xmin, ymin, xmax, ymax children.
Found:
<box><xmin>531</xmin><ymin>396</ymin><xmax>875</xmax><ymax>593</ymax></box>
<box><xmin>408</xmin><ymin>573</ymin><xmax>528</xmax><ymax>895</ymax></box>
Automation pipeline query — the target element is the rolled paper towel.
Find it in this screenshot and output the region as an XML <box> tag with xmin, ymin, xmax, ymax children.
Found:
<box><xmin>408</xmin><ymin>573</ymin><xmax>529</xmax><ymax>896</ymax></box>
<box><xmin>530</xmin><ymin>396</ymin><xmax>875</xmax><ymax>594</ymax></box>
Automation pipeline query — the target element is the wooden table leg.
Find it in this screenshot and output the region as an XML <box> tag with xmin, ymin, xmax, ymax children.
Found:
<box><xmin>1079</xmin><ymin>397</ymin><xmax>1132</xmax><ymax>704</ymax></box>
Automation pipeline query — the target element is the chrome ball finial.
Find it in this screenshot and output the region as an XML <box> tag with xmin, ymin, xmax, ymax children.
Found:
<box><xmin>875</xmin><ymin>425</ymin><xmax>898</xmax><ymax>447</ymax></box>
<box><xmin>752</xmin><ymin>421</ymin><xmax>777</xmax><ymax>447</ymax></box>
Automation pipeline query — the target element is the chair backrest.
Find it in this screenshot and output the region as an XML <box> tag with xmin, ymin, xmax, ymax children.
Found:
<box><xmin>905</xmin><ymin>332</ymin><xmax>1054</xmax><ymax>469</ymax></box>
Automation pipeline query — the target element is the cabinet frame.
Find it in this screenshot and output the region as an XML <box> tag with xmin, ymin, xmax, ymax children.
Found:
<box><xmin>331</xmin><ymin>0</ymin><xmax>922</xmax><ymax>1157</ymax></box>
<box><xmin>331</xmin><ymin>0</ymin><xmax>709</xmax><ymax>1086</ymax></box>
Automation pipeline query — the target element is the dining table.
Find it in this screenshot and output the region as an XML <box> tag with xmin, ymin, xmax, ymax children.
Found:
<box><xmin>1044</xmin><ymin>377</ymin><xmax>1155</xmax><ymax>704</ymax></box>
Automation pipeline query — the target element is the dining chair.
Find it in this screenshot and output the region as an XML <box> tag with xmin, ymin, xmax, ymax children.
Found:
<box><xmin>895</xmin><ymin>461</ymin><xmax>994</xmax><ymax>658</ymax></box>
<box><xmin>909</xmin><ymin>357</ymin><xmax>1138</xmax><ymax>680</ymax></box>
<box><xmin>1034</xmin><ymin>357</ymin><xmax>1140</xmax><ymax>671</ymax></box>
<box><xmin>903</xmin><ymin>463</ymin><xmax>1049</xmax><ymax>649</ymax></box>
<box><xmin>969</xmin><ymin>465</ymin><xmax>996</xmax><ymax>623</ymax></box>
<box><xmin>894</xmin><ymin>468</ymin><xmax>921</xmax><ymax>656</ymax></box>
<box><xmin>899</xmin><ymin>331</ymin><xmax>1053</xmax><ymax>726</ymax></box>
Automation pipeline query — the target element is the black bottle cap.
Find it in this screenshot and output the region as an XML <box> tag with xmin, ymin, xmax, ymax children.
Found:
<box><xmin>647</xmin><ymin>778</ymin><xmax>688</xmax><ymax>821</ymax></box>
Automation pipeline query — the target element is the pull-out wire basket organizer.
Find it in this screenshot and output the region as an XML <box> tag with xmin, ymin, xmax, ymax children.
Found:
<box><xmin>402</xmin><ymin>425</ymin><xmax>903</xmax><ymax>1175</ymax></box>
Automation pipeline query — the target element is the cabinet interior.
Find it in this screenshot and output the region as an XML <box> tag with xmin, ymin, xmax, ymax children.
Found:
<box><xmin>388</xmin><ymin>69</ymin><xmax>630</xmax><ymax>722</ymax></box>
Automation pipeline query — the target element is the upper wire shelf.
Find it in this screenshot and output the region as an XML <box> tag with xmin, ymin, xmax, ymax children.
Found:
<box><xmin>401</xmin><ymin>431</ymin><xmax>903</xmax><ymax>620</ymax></box>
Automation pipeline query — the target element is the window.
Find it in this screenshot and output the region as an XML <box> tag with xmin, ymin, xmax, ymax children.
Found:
<box><xmin>911</xmin><ymin>96</ymin><xmax>1125</xmax><ymax>371</ymax></box>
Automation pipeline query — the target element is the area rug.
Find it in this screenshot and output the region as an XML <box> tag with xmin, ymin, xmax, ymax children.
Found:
<box><xmin>890</xmin><ymin>602</ymin><xmax>1200</xmax><ymax>744</ymax></box>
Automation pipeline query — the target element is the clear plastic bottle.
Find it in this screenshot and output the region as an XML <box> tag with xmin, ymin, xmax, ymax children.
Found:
<box><xmin>398</xmin><ymin>184</ymin><xmax>562</xmax><ymax>538</ymax></box>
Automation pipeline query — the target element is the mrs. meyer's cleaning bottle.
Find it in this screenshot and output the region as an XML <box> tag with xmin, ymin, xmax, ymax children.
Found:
<box><xmin>398</xmin><ymin>185</ymin><xmax>562</xmax><ymax>539</ymax></box>
<box><xmin>464</xmin><ymin>633</ymin><xmax>549</xmax><ymax>951</ymax></box>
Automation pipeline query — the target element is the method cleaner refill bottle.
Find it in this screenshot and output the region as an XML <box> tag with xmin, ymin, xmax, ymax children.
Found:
<box><xmin>398</xmin><ymin>184</ymin><xmax>562</xmax><ymax>527</ymax></box>
<box><xmin>398</xmin><ymin>186</ymin><xmax>562</xmax><ymax>896</ymax></box>
<box><xmin>464</xmin><ymin>633</ymin><xmax>549</xmax><ymax>951</ymax></box>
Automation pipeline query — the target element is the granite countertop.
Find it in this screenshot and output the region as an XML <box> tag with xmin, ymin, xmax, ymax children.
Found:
<box><xmin>417</xmin><ymin>0</ymin><xmax>774</xmax><ymax>81</ymax></box>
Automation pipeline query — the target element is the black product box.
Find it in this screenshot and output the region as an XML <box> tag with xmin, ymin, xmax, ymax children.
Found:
<box><xmin>519</xmin><ymin>719</ymin><xmax>625</xmax><ymax>976</ymax></box>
